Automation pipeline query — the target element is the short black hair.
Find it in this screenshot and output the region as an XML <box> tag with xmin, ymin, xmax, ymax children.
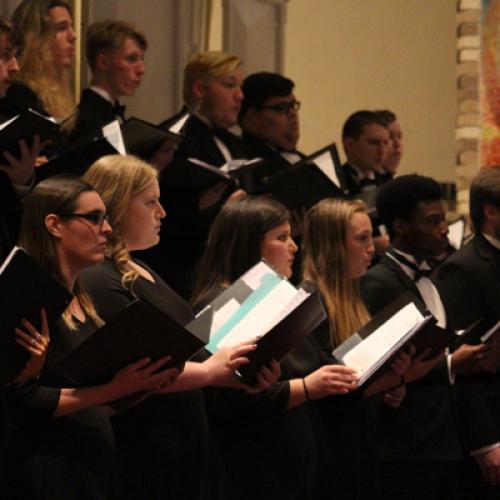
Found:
<box><xmin>373</xmin><ymin>109</ymin><xmax>397</xmax><ymax>127</ymax></box>
<box><xmin>376</xmin><ymin>174</ymin><xmax>442</xmax><ymax>238</ymax></box>
<box><xmin>239</xmin><ymin>72</ymin><xmax>295</xmax><ymax>120</ymax></box>
<box><xmin>470</xmin><ymin>166</ymin><xmax>500</xmax><ymax>232</ymax></box>
<box><xmin>342</xmin><ymin>110</ymin><xmax>387</xmax><ymax>140</ymax></box>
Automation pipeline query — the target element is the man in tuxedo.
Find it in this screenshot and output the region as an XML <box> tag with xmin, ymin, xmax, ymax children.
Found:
<box><xmin>437</xmin><ymin>166</ymin><xmax>500</xmax><ymax>498</ymax></box>
<box><xmin>341</xmin><ymin>110</ymin><xmax>390</xmax><ymax>197</ymax></box>
<box><xmin>68</xmin><ymin>20</ymin><xmax>146</xmax><ymax>140</ymax></box>
<box><xmin>360</xmin><ymin>174</ymin><xmax>485</xmax><ymax>499</ymax></box>
<box><xmin>238</xmin><ymin>72</ymin><xmax>303</xmax><ymax>167</ymax></box>
<box><xmin>0</xmin><ymin>18</ymin><xmax>41</xmax><ymax>262</ymax></box>
<box><xmin>140</xmin><ymin>51</ymin><xmax>246</xmax><ymax>298</ymax></box>
<box><xmin>373</xmin><ymin>109</ymin><xmax>403</xmax><ymax>182</ymax></box>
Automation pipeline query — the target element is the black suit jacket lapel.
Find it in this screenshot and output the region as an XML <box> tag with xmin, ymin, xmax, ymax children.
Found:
<box><xmin>474</xmin><ymin>233</ymin><xmax>500</xmax><ymax>284</ymax></box>
<box><xmin>381</xmin><ymin>254</ymin><xmax>425</xmax><ymax>302</ymax></box>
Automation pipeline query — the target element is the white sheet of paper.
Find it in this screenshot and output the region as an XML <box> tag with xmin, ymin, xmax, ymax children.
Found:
<box><xmin>343</xmin><ymin>302</ymin><xmax>424</xmax><ymax>375</ymax></box>
<box><xmin>169</xmin><ymin>113</ymin><xmax>190</xmax><ymax>134</ymax></box>
<box><xmin>216</xmin><ymin>280</ymin><xmax>298</xmax><ymax>348</ymax></box>
<box><xmin>447</xmin><ymin>219</ymin><xmax>465</xmax><ymax>250</ymax></box>
<box><xmin>0</xmin><ymin>115</ymin><xmax>18</xmax><ymax>131</ymax></box>
<box><xmin>313</xmin><ymin>150</ymin><xmax>340</xmax><ymax>187</ymax></box>
<box><xmin>102</xmin><ymin>120</ymin><xmax>126</xmax><ymax>155</ymax></box>
<box><xmin>241</xmin><ymin>261</ymin><xmax>276</xmax><ymax>290</ymax></box>
<box><xmin>481</xmin><ymin>319</ymin><xmax>500</xmax><ymax>343</ymax></box>
<box><xmin>211</xmin><ymin>298</ymin><xmax>241</xmax><ymax>336</ymax></box>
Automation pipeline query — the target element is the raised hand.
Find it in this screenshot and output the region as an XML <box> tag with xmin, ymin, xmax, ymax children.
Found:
<box><xmin>14</xmin><ymin>308</ymin><xmax>50</xmax><ymax>382</ymax></box>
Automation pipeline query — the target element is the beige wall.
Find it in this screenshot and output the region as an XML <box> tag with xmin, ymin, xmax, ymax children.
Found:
<box><xmin>285</xmin><ymin>0</ymin><xmax>457</xmax><ymax>182</ymax></box>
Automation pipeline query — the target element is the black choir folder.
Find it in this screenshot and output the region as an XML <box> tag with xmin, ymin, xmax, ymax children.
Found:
<box><xmin>0</xmin><ymin>246</ymin><xmax>73</xmax><ymax>384</ymax></box>
<box><xmin>191</xmin><ymin>260</ymin><xmax>326</xmax><ymax>385</ymax></box>
<box><xmin>38</xmin><ymin>120</ymin><xmax>125</xmax><ymax>179</ymax></box>
<box><xmin>333</xmin><ymin>292</ymin><xmax>468</xmax><ymax>386</ymax></box>
<box><xmin>257</xmin><ymin>143</ymin><xmax>349</xmax><ymax>208</ymax></box>
<box><xmin>121</xmin><ymin>116</ymin><xmax>183</xmax><ymax>159</ymax></box>
<box><xmin>163</xmin><ymin>156</ymin><xmax>282</xmax><ymax>193</ymax></box>
<box><xmin>0</xmin><ymin>109</ymin><xmax>59</xmax><ymax>164</ymax></box>
<box><xmin>58</xmin><ymin>286</ymin><xmax>212</xmax><ymax>387</ymax></box>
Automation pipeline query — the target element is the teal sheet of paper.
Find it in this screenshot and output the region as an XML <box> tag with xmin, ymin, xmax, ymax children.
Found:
<box><xmin>206</xmin><ymin>272</ymin><xmax>282</xmax><ymax>353</ymax></box>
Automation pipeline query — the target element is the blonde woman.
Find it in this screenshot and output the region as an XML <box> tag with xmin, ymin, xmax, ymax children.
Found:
<box><xmin>302</xmin><ymin>198</ymin><xmax>438</xmax><ymax>499</ymax></box>
<box><xmin>80</xmin><ymin>155</ymin><xmax>274</xmax><ymax>500</ymax></box>
<box><xmin>2</xmin><ymin>0</ymin><xmax>76</xmax><ymax>121</ymax></box>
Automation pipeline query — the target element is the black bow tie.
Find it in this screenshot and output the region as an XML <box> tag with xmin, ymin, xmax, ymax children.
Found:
<box><xmin>112</xmin><ymin>101</ymin><xmax>126</xmax><ymax>120</ymax></box>
<box><xmin>388</xmin><ymin>250</ymin><xmax>433</xmax><ymax>282</ymax></box>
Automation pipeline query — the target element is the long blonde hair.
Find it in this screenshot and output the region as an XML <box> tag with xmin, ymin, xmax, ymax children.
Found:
<box><xmin>12</xmin><ymin>0</ymin><xmax>75</xmax><ymax>119</ymax></box>
<box><xmin>18</xmin><ymin>176</ymin><xmax>102</xmax><ymax>330</ymax></box>
<box><xmin>83</xmin><ymin>155</ymin><xmax>158</xmax><ymax>290</ymax></box>
<box><xmin>302</xmin><ymin>198</ymin><xmax>370</xmax><ymax>348</ymax></box>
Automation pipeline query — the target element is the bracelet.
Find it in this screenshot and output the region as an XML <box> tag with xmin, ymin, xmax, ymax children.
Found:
<box><xmin>302</xmin><ymin>378</ymin><xmax>310</xmax><ymax>401</ymax></box>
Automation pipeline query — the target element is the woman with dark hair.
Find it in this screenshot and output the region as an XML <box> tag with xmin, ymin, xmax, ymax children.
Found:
<box><xmin>0</xmin><ymin>175</ymin><xmax>177</xmax><ymax>500</ymax></box>
<box><xmin>79</xmin><ymin>155</ymin><xmax>273</xmax><ymax>500</ymax></box>
<box><xmin>192</xmin><ymin>195</ymin><xmax>364</xmax><ymax>500</ymax></box>
<box><xmin>1</xmin><ymin>0</ymin><xmax>76</xmax><ymax>120</ymax></box>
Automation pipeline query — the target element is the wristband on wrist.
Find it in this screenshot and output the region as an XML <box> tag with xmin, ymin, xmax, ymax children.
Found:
<box><xmin>302</xmin><ymin>378</ymin><xmax>310</xmax><ymax>401</ymax></box>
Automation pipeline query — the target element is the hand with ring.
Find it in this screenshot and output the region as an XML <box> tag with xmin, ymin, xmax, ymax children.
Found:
<box><xmin>13</xmin><ymin>309</ymin><xmax>50</xmax><ymax>383</ymax></box>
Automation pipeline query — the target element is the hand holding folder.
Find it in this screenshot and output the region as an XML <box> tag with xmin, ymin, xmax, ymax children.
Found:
<box><xmin>191</xmin><ymin>261</ymin><xmax>326</xmax><ymax>385</ymax></box>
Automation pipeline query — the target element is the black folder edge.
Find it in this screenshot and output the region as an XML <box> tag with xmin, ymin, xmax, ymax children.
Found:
<box><xmin>234</xmin><ymin>287</ymin><xmax>327</xmax><ymax>386</ymax></box>
<box><xmin>301</xmin><ymin>142</ymin><xmax>349</xmax><ymax>196</ymax></box>
<box><xmin>57</xmin><ymin>297</ymin><xmax>212</xmax><ymax>387</ymax></box>
<box><xmin>122</xmin><ymin>116</ymin><xmax>183</xmax><ymax>154</ymax></box>
<box><xmin>0</xmin><ymin>109</ymin><xmax>60</xmax><ymax>164</ymax></box>
<box><xmin>0</xmin><ymin>246</ymin><xmax>73</xmax><ymax>384</ymax></box>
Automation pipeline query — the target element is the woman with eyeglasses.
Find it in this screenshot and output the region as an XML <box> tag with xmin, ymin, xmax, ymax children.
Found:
<box><xmin>0</xmin><ymin>0</ymin><xmax>76</xmax><ymax>121</ymax></box>
<box><xmin>79</xmin><ymin>155</ymin><xmax>274</xmax><ymax>500</ymax></box>
<box><xmin>0</xmin><ymin>175</ymin><xmax>178</xmax><ymax>500</ymax></box>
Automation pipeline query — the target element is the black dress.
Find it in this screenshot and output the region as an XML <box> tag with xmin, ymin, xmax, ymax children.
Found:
<box><xmin>1</xmin><ymin>316</ymin><xmax>116</xmax><ymax>500</ymax></box>
<box><xmin>195</xmin><ymin>286</ymin><xmax>331</xmax><ymax>500</ymax></box>
<box><xmin>80</xmin><ymin>259</ymin><xmax>210</xmax><ymax>500</ymax></box>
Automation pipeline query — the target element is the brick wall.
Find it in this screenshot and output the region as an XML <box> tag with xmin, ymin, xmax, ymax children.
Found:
<box><xmin>456</xmin><ymin>0</ymin><xmax>480</xmax><ymax>214</ymax></box>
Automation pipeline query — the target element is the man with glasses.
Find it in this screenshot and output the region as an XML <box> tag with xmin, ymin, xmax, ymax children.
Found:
<box><xmin>239</xmin><ymin>72</ymin><xmax>304</xmax><ymax>168</ymax></box>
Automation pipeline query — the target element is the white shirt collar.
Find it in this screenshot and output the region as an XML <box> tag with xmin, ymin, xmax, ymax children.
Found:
<box><xmin>89</xmin><ymin>86</ymin><xmax>117</xmax><ymax>106</ymax></box>
<box><xmin>483</xmin><ymin>233</ymin><xmax>500</xmax><ymax>250</ymax></box>
<box><xmin>349</xmin><ymin>162</ymin><xmax>376</xmax><ymax>181</ymax></box>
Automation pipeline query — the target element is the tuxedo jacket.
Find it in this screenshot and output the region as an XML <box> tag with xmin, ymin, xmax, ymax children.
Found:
<box><xmin>360</xmin><ymin>255</ymin><xmax>463</xmax><ymax>462</ymax></box>
<box><xmin>241</xmin><ymin>130</ymin><xmax>304</xmax><ymax>170</ymax></box>
<box><xmin>436</xmin><ymin>234</ymin><xmax>500</xmax><ymax>451</ymax></box>
<box><xmin>67</xmin><ymin>88</ymin><xmax>123</xmax><ymax>142</ymax></box>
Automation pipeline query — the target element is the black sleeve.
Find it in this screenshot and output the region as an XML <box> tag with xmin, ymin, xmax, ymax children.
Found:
<box><xmin>4</xmin><ymin>378</ymin><xmax>61</xmax><ymax>418</ymax></box>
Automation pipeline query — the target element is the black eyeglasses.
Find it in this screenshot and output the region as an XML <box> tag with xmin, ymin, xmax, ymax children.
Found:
<box><xmin>258</xmin><ymin>100</ymin><xmax>301</xmax><ymax>115</ymax></box>
<box><xmin>59</xmin><ymin>211</ymin><xmax>109</xmax><ymax>227</ymax></box>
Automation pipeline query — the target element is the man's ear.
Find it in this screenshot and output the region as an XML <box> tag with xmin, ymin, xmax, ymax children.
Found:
<box><xmin>191</xmin><ymin>79</ymin><xmax>205</xmax><ymax>101</ymax></box>
<box><xmin>95</xmin><ymin>52</ymin><xmax>109</xmax><ymax>73</ymax></box>
<box><xmin>393</xmin><ymin>218</ymin><xmax>408</xmax><ymax>237</ymax></box>
<box><xmin>343</xmin><ymin>137</ymin><xmax>355</xmax><ymax>155</ymax></box>
<box><xmin>45</xmin><ymin>214</ymin><xmax>64</xmax><ymax>239</ymax></box>
<box><xmin>484</xmin><ymin>203</ymin><xmax>498</xmax><ymax>222</ymax></box>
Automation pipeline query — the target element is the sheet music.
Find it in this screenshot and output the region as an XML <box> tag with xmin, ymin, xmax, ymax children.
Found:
<box><xmin>102</xmin><ymin>120</ymin><xmax>126</xmax><ymax>155</ymax></box>
<box><xmin>241</xmin><ymin>261</ymin><xmax>277</xmax><ymax>290</ymax></box>
<box><xmin>211</xmin><ymin>298</ymin><xmax>240</xmax><ymax>336</ymax></box>
<box><xmin>216</xmin><ymin>280</ymin><xmax>299</xmax><ymax>349</ymax></box>
<box><xmin>169</xmin><ymin>113</ymin><xmax>190</xmax><ymax>134</ymax></box>
<box><xmin>0</xmin><ymin>246</ymin><xmax>20</xmax><ymax>274</ymax></box>
<box><xmin>312</xmin><ymin>150</ymin><xmax>341</xmax><ymax>187</ymax></box>
<box><xmin>448</xmin><ymin>219</ymin><xmax>465</xmax><ymax>250</ymax></box>
<box><xmin>343</xmin><ymin>302</ymin><xmax>424</xmax><ymax>375</ymax></box>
